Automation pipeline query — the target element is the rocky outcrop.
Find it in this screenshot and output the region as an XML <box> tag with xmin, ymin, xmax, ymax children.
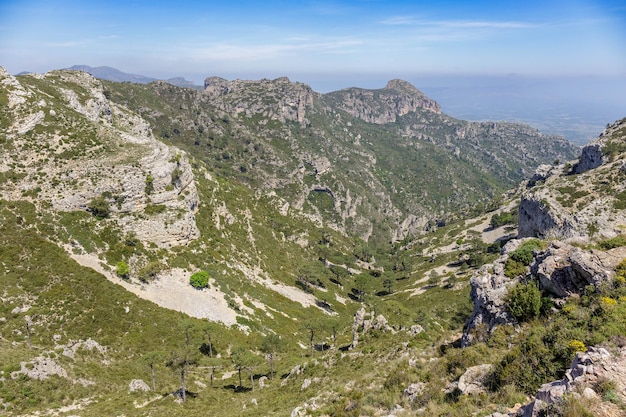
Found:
<box><xmin>458</xmin><ymin>364</ymin><xmax>493</xmax><ymax>395</ymax></box>
<box><xmin>203</xmin><ymin>76</ymin><xmax>317</xmax><ymax>126</ymax></box>
<box><xmin>520</xmin><ymin>347</ymin><xmax>626</xmax><ymax>417</ymax></box>
<box><xmin>531</xmin><ymin>241</ymin><xmax>624</xmax><ymax>298</ymax></box>
<box><xmin>0</xmin><ymin>69</ymin><xmax>200</xmax><ymax>248</ymax></box>
<box><xmin>463</xmin><ymin>238</ymin><xmax>625</xmax><ymax>346</ymax></box>
<box><xmin>518</xmin><ymin>118</ymin><xmax>626</xmax><ymax>242</ymax></box>
<box><xmin>461</xmin><ymin>239</ymin><xmax>528</xmax><ymax>347</ymax></box>
<box><xmin>326</xmin><ymin>79</ymin><xmax>441</xmax><ymax>125</ymax></box>
<box><xmin>350</xmin><ymin>307</ymin><xmax>394</xmax><ymax>349</ymax></box>
<box><xmin>574</xmin><ymin>142</ymin><xmax>606</xmax><ymax>174</ymax></box>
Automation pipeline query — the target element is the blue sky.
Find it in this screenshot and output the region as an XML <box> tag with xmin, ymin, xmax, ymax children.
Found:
<box><xmin>1</xmin><ymin>0</ymin><xmax>625</xmax><ymax>88</ymax></box>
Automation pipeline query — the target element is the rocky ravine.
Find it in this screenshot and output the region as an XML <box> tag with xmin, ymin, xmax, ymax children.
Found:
<box><xmin>0</xmin><ymin>67</ymin><xmax>200</xmax><ymax>248</ymax></box>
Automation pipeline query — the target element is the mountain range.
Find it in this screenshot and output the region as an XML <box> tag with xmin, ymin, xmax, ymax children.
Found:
<box><xmin>66</xmin><ymin>65</ymin><xmax>200</xmax><ymax>89</ymax></box>
<box><xmin>0</xmin><ymin>66</ymin><xmax>624</xmax><ymax>416</ymax></box>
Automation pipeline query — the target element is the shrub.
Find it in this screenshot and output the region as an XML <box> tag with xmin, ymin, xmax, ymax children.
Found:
<box><xmin>137</xmin><ymin>261</ymin><xmax>162</xmax><ymax>283</ymax></box>
<box><xmin>508</xmin><ymin>239</ymin><xmax>542</xmax><ymax>265</ymax></box>
<box><xmin>189</xmin><ymin>271</ymin><xmax>209</xmax><ymax>289</ymax></box>
<box><xmin>598</xmin><ymin>235</ymin><xmax>626</xmax><ymax>250</ymax></box>
<box><xmin>504</xmin><ymin>239</ymin><xmax>543</xmax><ymax>278</ymax></box>
<box><xmin>87</xmin><ymin>195</ymin><xmax>110</xmax><ymax>219</ymax></box>
<box><xmin>115</xmin><ymin>261</ymin><xmax>129</xmax><ymax>278</ymax></box>
<box><xmin>144</xmin><ymin>204</ymin><xmax>166</xmax><ymax>215</ymax></box>
<box><xmin>567</xmin><ymin>339</ymin><xmax>586</xmax><ymax>353</ymax></box>
<box><xmin>490</xmin><ymin>211</ymin><xmax>517</xmax><ymax>229</ymax></box>
<box><xmin>506</xmin><ymin>281</ymin><xmax>542</xmax><ymax>322</ymax></box>
<box><xmin>145</xmin><ymin>174</ymin><xmax>154</xmax><ymax>195</ymax></box>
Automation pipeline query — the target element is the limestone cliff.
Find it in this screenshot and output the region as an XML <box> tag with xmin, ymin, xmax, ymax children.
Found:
<box><xmin>324</xmin><ymin>79</ymin><xmax>441</xmax><ymax>124</ymax></box>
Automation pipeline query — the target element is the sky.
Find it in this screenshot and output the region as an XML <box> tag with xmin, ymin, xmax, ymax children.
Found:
<box><xmin>1</xmin><ymin>0</ymin><xmax>625</xmax><ymax>142</ymax></box>
<box><xmin>1</xmin><ymin>0</ymin><xmax>625</xmax><ymax>85</ymax></box>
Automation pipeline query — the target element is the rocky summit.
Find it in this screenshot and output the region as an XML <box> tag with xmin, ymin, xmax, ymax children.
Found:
<box><xmin>1</xmin><ymin>66</ymin><xmax>625</xmax><ymax>417</ymax></box>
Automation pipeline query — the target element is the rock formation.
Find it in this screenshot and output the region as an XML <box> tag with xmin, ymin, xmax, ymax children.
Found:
<box><xmin>518</xmin><ymin>118</ymin><xmax>626</xmax><ymax>241</ymax></box>
<box><xmin>463</xmin><ymin>239</ymin><xmax>624</xmax><ymax>346</ymax></box>
<box><xmin>488</xmin><ymin>347</ymin><xmax>626</xmax><ymax>417</ymax></box>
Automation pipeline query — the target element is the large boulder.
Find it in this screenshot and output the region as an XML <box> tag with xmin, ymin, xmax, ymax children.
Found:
<box><xmin>458</xmin><ymin>364</ymin><xmax>493</xmax><ymax>395</ymax></box>
<box><xmin>129</xmin><ymin>379</ymin><xmax>151</xmax><ymax>392</ymax></box>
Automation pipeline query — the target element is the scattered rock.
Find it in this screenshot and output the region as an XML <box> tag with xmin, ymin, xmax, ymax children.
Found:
<box><xmin>457</xmin><ymin>364</ymin><xmax>493</xmax><ymax>395</ymax></box>
<box><xmin>407</xmin><ymin>324</ymin><xmax>424</xmax><ymax>336</ymax></box>
<box><xmin>12</xmin><ymin>356</ymin><xmax>68</xmax><ymax>380</ymax></box>
<box><xmin>403</xmin><ymin>382</ymin><xmax>425</xmax><ymax>402</ymax></box>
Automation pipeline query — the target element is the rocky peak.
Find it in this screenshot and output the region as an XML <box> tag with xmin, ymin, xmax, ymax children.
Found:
<box><xmin>202</xmin><ymin>76</ymin><xmax>316</xmax><ymax>126</ymax></box>
<box><xmin>324</xmin><ymin>79</ymin><xmax>441</xmax><ymax>124</ymax></box>
<box><xmin>384</xmin><ymin>79</ymin><xmax>422</xmax><ymax>94</ymax></box>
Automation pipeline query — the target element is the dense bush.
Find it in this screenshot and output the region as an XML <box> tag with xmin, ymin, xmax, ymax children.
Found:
<box><xmin>489</xmin><ymin>210</ymin><xmax>517</xmax><ymax>229</ymax></box>
<box><xmin>506</xmin><ymin>281</ymin><xmax>542</xmax><ymax>322</ymax></box>
<box><xmin>189</xmin><ymin>271</ymin><xmax>209</xmax><ymax>289</ymax></box>
<box><xmin>115</xmin><ymin>261</ymin><xmax>129</xmax><ymax>278</ymax></box>
<box><xmin>504</xmin><ymin>239</ymin><xmax>543</xmax><ymax>278</ymax></box>
<box><xmin>137</xmin><ymin>260</ymin><xmax>162</xmax><ymax>283</ymax></box>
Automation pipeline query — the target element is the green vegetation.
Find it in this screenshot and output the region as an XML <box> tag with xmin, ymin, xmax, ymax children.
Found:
<box><xmin>489</xmin><ymin>209</ymin><xmax>517</xmax><ymax>229</ymax></box>
<box><xmin>1</xmin><ymin>70</ymin><xmax>621</xmax><ymax>417</ymax></box>
<box><xmin>87</xmin><ymin>195</ymin><xmax>110</xmax><ymax>219</ymax></box>
<box><xmin>115</xmin><ymin>261</ymin><xmax>130</xmax><ymax>278</ymax></box>
<box><xmin>598</xmin><ymin>234</ymin><xmax>626</xmax><ymax>250</ymax></box>
<box><xmin>506</xmin><ymin>280</ymin><xmax>542</xmax><ymax>322</ymax></box>
<box><xmin>504</xmin><ymin>239</ymin><xmax>543</xmax><ymax>278</ymax></box>
<box><xmin>189</xmin><ymin>271</ymin><xmax>209</xmax><ymax>289</ymax></box>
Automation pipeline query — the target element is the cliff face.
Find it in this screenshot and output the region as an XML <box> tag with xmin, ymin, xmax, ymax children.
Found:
<box><xmin>0</xmin><ymin>68</ymin><xmax>200</xmax><ymax>248</ymax></box>
<box><xmin>204</xmin><ymin>76</ymin><xmax>317</xmax><ymax>126</ymax></box>
<box><xmin>323</xmin><ymin>79</ymin><xmax>441</xmax><ymax>124</ymax></box>
<box><xmin>518</xmin><ymin>118</ymin><xmax>626</xmax><ymax>242</ymax></box>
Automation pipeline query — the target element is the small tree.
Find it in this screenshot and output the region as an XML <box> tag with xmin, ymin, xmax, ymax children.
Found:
<box><xmin>353</xmin><ymin>274</ymin><xmax>373</xmax><ymax>302</ymax></box>
<box><xmin>142</xmin><ymin>351</ymin><xmax>165</xmax><ymax>391</ymax></box>
<box><xmin>260</xmin><ymin>334</ymin><xmax>284</xmax><ymax>379</ymax></box>
<box><xmin>166</xmin><ymin>320</ymin><xmax>200</xmax><ymax>402</ymax></box>
<box><xmin>87</xmin><ymin>195</ymin><xmax>110</xmax><ymax>219</ymax></box>
<box><xmin>303</xmin><ymin>319</ymin><xmax>323</xmax><ymax>355</ymax></box>
<box><xmin>383</xmin><ymin>276</ymin><xmax>394</xmax><ymax>294</ymax></box>
<box><xmin>231</xmin><ymin>347</ymin><xmax>260</xmax><ymax>391</ymax></box>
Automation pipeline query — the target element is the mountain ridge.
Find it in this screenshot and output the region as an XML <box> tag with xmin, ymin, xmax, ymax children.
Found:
<box><xmin>66</xmin><ymin>64</ymin><xmax>200</xmax><ymax>89</ymax></box>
